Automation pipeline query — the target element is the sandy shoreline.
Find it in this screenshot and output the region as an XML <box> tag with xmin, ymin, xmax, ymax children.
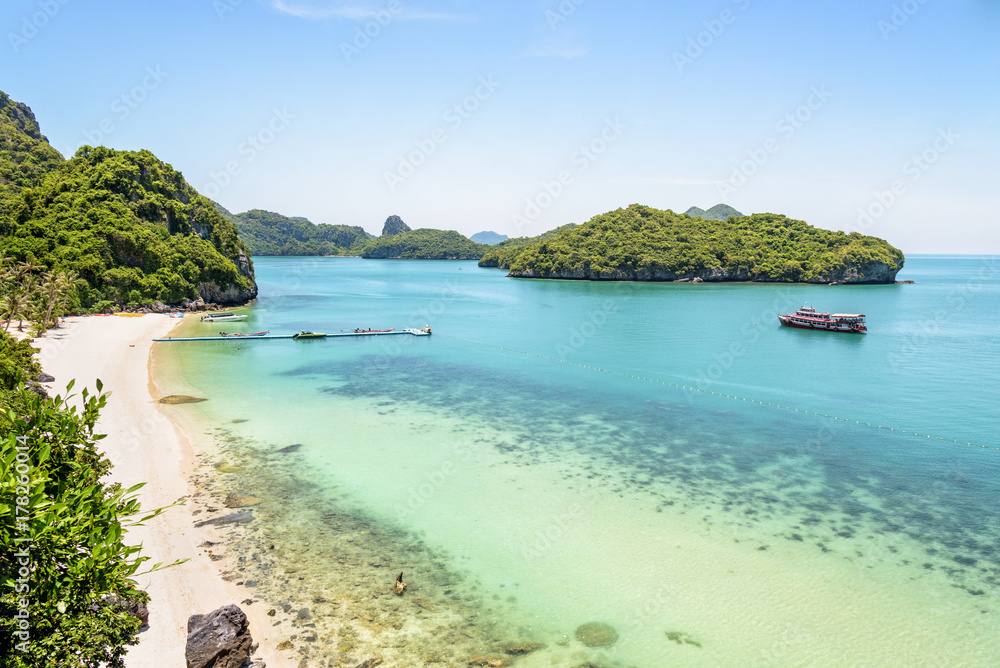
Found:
<box><xmin>34</xmin><ymin>314</ymin><xmax>292</xmax><ymax>668</ymax></box>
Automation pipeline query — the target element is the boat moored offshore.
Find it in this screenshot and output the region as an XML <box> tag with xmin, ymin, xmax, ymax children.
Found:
<box><xmin>778</xmin><ymin>305</ymin><xmax>867</xmax><ymax>333</ymax></box>
<box><xmin>200</xmin><ymin>312</ymin><xmax>248</xmax><ymax>322</ymax></box>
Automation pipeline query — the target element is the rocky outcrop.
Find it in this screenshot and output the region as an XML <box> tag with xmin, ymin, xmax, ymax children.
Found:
<box><xmin>195</xmin><ymin>249</ymin><xmax>257</xmax><ymax>305</ymax></box>
<box><xmin>381</xmin><ymin>215</ymin><xmax>411</xmax><ymax>237</ymax></box>
<box><xmin>0</xmin><ymin>90</ymin><xmax>49</xmax><ymax>141</ymax></box>
<box><xmin>196</xmin><ymin>280</ymin><xmax>257</xmax><ymax>305</ymax></box>
<box><xmin>684</xmin><ymin>203</ymin><xmax>744</xmax><ymax>221</ymax></box>
<box><xmin>509</xmin><ymin>259</ymin><xmax>903</xmax><ymax>284</ymax></box>
<box><xmin>185</xmin><ymin>604</ymin><xmax>253</xmax><ymax>668</ymax></box>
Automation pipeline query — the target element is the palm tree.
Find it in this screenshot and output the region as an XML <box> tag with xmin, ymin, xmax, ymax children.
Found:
<box><xmin>1</xmin><ymin>271</ymin><xmax>37</xmax><ymax>332</ymax></box>
<box><xmin>36</xmin><ymin>268</ymin><xmax>80</xmax><ymax>330</ymax></box>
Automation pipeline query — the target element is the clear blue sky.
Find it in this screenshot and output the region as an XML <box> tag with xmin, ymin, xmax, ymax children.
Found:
<box><xmin>3</xmin><ymin>0</ymin><xmax>998</xmax><ymax>252</ymax></box>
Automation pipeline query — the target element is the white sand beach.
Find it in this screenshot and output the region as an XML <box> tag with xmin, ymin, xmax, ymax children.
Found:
<box><xmin>34</xmin><ymin>314</ymin><xmax>292</xmax><ymax>668</ymax></box>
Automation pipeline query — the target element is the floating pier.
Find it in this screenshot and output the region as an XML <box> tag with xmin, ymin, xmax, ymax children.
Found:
<box><xmin>153</xmin><ymin>328</ymin><xmax>431</xmax><ymax>343</ymax></box>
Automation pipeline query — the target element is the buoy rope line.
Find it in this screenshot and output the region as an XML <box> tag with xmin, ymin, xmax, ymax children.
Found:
<box><xmin>442</xmin><ymin>334</ymin><xmax>997</xmax><ymax>453</ymax></box>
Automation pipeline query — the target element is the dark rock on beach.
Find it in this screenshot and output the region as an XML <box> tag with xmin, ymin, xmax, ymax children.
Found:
<box><xmin>195</xmin><ymin>511</ymin><xmax>254</xmax><ymax>528</ymax></box>
<box><xmin>185</xmin><ymin>604</ymin><xmax>253</xmax><ymax>668</ymax></box>
<box><xmin>278</xmin><ymin>443</ymin><xmax>302</xmax><ymax>453</ymax></box>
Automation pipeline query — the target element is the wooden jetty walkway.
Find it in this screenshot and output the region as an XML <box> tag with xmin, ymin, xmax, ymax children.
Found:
<box><xmin>153</xmin><ymin>328</ymin><xmax>431</xmax><ymax>342</ymax></box>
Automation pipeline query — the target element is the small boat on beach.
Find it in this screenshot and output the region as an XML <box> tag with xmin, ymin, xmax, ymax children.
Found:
<box><xmin>201</xmin><ymin>312</ymin><xmax>248</xmax><ymax>322</ymax></box>
<box><xmin>219</xmin><ymin>330</ymin><xmax>269</xmax><ymax>337</ymax></box>
<box><xmin>292</xmin><ymin>330</ymin><xmax>327</xmax><ymax>339</ymax></box>
<box><xmin>778</xmin><ymin>305</ymin><xmax>867</xmax><ymax>333</ymax></box>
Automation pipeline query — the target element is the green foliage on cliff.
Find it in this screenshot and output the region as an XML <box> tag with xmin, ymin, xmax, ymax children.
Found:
<box><xmin>0</xmin><ymin>93</ymin><xmax>63</xmax><ymax>214</ymax></box>
<box><xmin>478</xmin><ymin>223</ymin><xmax>578</xmax><ymax>268</ymax></box>
<box><xmin>215</xmin><ymin>204</ymin><xmax>374</xmax><ymax>256</ymax></box>
<box><xmin>361</xmin><ymin>228</ymin><xmax>489</xmax><ymax>259</ymax></box>
<box><xmin>0</xmin><ymin>331</ymin><xmax>39</xmax><ymax>392</ymax></box>
<box><xmin>0</xmin><ymin>336</ymin><xmax>182</xmax><ymax>666</ymax></box>
<box><xmin>0</xmin><ymin>91</ymin><xmax>256</xmax><ymax>309</ymax></box>
<box><xmin>0</xmin><ymin>383</ymin><xmax>180</xmax><ymax>666</ymax></box>
<box><xmin>506</xmin><ymin>204</ymin><xmax>905</xmax><ymax>282</ymax></box>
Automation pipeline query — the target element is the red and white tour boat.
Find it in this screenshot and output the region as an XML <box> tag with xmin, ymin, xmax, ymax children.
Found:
<box><xmin>778</xmin><ymin>305</ymin><xmax>867</xmax><ymax>333</ymax></box>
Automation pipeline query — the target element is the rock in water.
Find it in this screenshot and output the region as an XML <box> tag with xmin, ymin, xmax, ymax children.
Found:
<box><xmin>224</xmin><ymin>493</ymin><xmax>262</xmax><ymax>508</ymax></box>
<box><xmin>159</xmin><ymin>395</ymin><xmax>208</xmax><ymax>404</ymax></box>
<box><xmin>194</xmin><ymin>511</ymin><xmax>254</xmax><ymax>528</ymax></box>
<box><xmin>185</xmin><ymin>604</ymin><xmax>252</xmax><ymax>668</ymax></box>
<box><xmin>574</xmin><ymin>621</ymin><xmax>619</xmax><ymax>647</ymax></box>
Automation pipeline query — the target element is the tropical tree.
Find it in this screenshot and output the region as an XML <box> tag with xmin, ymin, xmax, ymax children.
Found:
<box><xmin>0</xmin><ymin>380</ymin><xmax>186</xmax><ymax>666</ymax></box>
<box><xmin>0</xmin><ymin>262</ymin><xmax>39</xmax><ymax>332</ymax></box>
<box><xmin>34</xmin><ymin>269</ymin><xmax>81</xmax><ymax>330</ymax></box>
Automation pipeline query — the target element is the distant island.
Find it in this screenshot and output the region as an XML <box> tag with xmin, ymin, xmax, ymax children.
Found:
<box><xmin>215</xmin><ymin>204</ymin><xmax>373</xmax><ymax>256</ymax></box>
<box><xmin>214</xmin><ymin>209</ymin><xmax>492</xmax><ymax>260</ymax></box>
<box><xmin>684</xmin><ymin>203</ymin><xmax>743</xmax><ymax>221</ymax></box>
<box><xmin>0</xmin><ymin>90</ymin><xmax>256</xmax><ymax>310</ymax></box>
<box><xmin>361</xmin><ymin>216</ymin><xmax>489</xmax><ymax>259</ymax></box>
<box><xmin>478</xmin><ymin>223</ymin><xmax>578</xmax><ymax>268</ymax></box>
<box><xmin>483</xmin><ymin>204</ymin><xmax>904</xmax><ymax>284</ymax></box>
<box><xmin>470</xmin><ymin>231</ymin><xmax>508</xmax><ymax>245</ymax></box>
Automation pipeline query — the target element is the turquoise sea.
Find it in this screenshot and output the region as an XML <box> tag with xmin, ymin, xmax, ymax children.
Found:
<box><xmin>156</xmin><ymin>256</ymin><xmax>1000</xmax><ymax>667</ymax></box>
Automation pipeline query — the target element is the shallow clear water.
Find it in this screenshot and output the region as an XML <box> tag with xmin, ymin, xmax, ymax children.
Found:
<box><xmin>158</xmin><ymin>256</ymin><xmax>1000</xmax><ymax>666</ymax></box>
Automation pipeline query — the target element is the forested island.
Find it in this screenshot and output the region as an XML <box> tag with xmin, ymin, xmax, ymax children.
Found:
<box><xmin>0</xmin><ymin>91</ymin><xmax>256</xmax><ymax>311</ymax></box>
<box><xmin>478</xmin><ymin>223</ymin><xmax>578</xmax><ymax>268</ymax></box>
<box><xmin>358</xmin><ymin>215</ymin><xmax>489</xmax><ymax>259</ymax></box>
<box><xmin>361</xmin><ymin>228</ymin><xmax>489</xmax><ymax>259</ymax></box>
<box><xmin>215</xmin><ymin>204</ymin><xmax>374</xmax><ymax>256</ymax></box>
<box><xmin>483</xmin><ymin>204</ymin><xmax>904</xmax><ymax>284</ymax></box>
